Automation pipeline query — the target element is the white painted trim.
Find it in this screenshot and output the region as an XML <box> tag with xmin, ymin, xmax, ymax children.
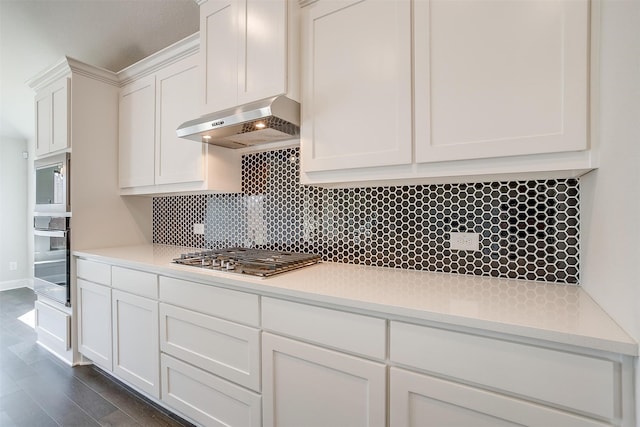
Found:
<box><xmin>27</xmin><ymin>57</ymin><xmax>119</xmax><ymax>91</ymax></box>
<box><xmin>117</xmin><ymin>33</ymin><xmax>200</xmax><ymax>86</ymax></box>
<box><xmin>26</xmin><ymin>57</ymin><xmax>71</xmax><ymax>90</ymax></box>
<box><xmin>67</xmin><ymin>57</ymin><xmax>119</xmax><ymax>87</ymax></box>
<box><xmin>27</xmin><ymin>32</ymin><xmax>198</xmax><ymax>93</ymax></box>
<box><xmin>0</xmin><ymin>279</ymin><xmax>32</xmax><ymax>292</ymax></box>
<box><xmin>298</xmin><ymin>0</ymin><xmax>318</xmax><ymax>7</ymax></box>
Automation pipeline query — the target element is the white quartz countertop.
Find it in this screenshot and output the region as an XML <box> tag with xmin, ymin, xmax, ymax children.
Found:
<box><xmin>73</xmin><ymin>244</ymin><xmax>638</xmax><ymax>356</ymax></box>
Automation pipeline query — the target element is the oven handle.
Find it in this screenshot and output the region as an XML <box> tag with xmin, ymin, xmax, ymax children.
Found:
<box><xmin>34</xmin><ymin>229</ymin><xmax>68</xmax><ymax>238</ymax></box>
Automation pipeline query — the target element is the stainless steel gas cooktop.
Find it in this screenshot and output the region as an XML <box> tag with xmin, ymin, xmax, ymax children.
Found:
<box><xmin>173</xmin><ymin>247</ymin><xmax>321</xmax><ymax>277</ymax></box>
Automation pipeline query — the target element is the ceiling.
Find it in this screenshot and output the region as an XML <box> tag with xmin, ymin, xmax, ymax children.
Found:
<box><xmin>0</xmin><ymin>0</ymin><xmax>199</xmax><ymax>142</ymax></box>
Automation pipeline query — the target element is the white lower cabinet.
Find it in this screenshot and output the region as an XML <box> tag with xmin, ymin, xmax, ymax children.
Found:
<box><xmin>112</xmin><ymin>289</ymin><xmax>160</xmax><ymax>398</ymax></box>
<box><xmin>74</xmin><ymin>257</ymin><xmax>635</xmax><ymax>427</ymax></box>
<box><xmin>34</xmin><ymin>298</ymin><xmax>72</xmax><ymax>364</ymax></box>
<box><xmin>161</xmin><ymin>354</ymin><xmax>262</xmax><ymax>427</ymax></box>
<box><xmin>390</xmin><ymin>321</ymin><xmax>626</xmax><ymax>426</ymax></box>
<box><xmin>158</xmin><ymin>277</ymin><xmax>262</xmax><ymax>426</ymax></box>
<box><xmin>262</xmin><ymin>332</ymin><xmax>386</xmax><ymax>427</ymax></box>
<box><xmin>77</xmin><ymin>279</ymin><xmax>112</xmax><ymax>370</ymax></box>
<box><xmin>159</xmin><ymin>302</ymin><xmax>261</xmax><ymax>391</ymax></box>
<box><xmin>390</xmin><ymin>367</ymin><xmax>609</xmax><ymax>427</ymax></box>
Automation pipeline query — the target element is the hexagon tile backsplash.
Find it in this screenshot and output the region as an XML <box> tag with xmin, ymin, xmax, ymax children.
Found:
<box><xmin>153</xmin><ymin>148</ymin><xmax>580</xmax><ymax>284</ymax></box>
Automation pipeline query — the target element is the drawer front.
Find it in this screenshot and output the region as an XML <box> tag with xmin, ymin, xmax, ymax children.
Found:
<box><xmin>35</xmin><ymin>300</ymin><xmax>71</xmax><ymax>349</ymax></box>
<box><xmin>390</xmin><ymin>321</ymin><xmax>619</xmax><ymax>420</ymax></box>
<box><xmin>112</xmin><ymin>266</ymin><xmax>157</xmax><ymax>299</ymax></box>
<box><xmin>390</xmin><ymin>367</ymin><xmax>609</xmax><ymax>427</ymax></box>
<box><xmin>262</xmin><ymin>297</ymin><xmax>386</xmax><ymax>360</ymax></box>
<box><xmin>159</xmin><ymin>276</ymin><xmax>259</xmax><ymax>326</ymax></box>
<box><xmin>76</xmin><ymin>258</ymin><xmax>111</xmax><ymax>285</ymax></box>
<box><xmin>161</xmin><ymin>354</ymin><xmax>261</xmax><ymax>427</ymax></box>
<box><xmin>160</xmin><ymin>303</ymin><xmax>260</xmax><ymax>391</ymax></box>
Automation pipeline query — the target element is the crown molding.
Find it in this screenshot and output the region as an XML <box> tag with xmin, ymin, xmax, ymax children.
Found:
<box><xmin>27</xmin><ymin>32</ymin><xmax>199</xmax><ymax>91</ymax></box>
<box><xmin>117</xmin><ymin>32</ymin><xmax>199</xmax><ymax>86</ymax></box>
<box><xmin>26</xmin><ymin>56</ymin><xmax>119</xmax><ymax>91</ymax></box>
<box><xmin>299</xmin><ymin>0</ymin><xmax>319</xmax><ymax>7</ymax></box>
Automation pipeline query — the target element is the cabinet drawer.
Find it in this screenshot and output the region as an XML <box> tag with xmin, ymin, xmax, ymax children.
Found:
<box><xmin>159</xmin><ymin>277</ymin><xmax>259</xmax><ymax>326</ymax></box>
<box><xmin>112</xmin><ymin>266</ymin><xmax>157</xmax><ymax>299</ymax></box>
<box><xmin>161</xmin><ymin>354</ymin><xmax>261</xmax><ymax>427</ymax></box>
<box><xmin>262</xmin><ymin>297</ymin><xmax>386</xmax><ymax>360</ymax></box>
<box><xmin>390</xmin><ymin>367</ymin><xmax>609</xmax><ymax>427</ymax></box>
<box><xmin>35</xmin><ymin>300</ymin><xmax>70</xmax><ymax>350</ymax></box>
<box><xmin>159</xmin><ymin>303</ymin><xmax>260</xmax><ymax>391</ymax></box>
<box><xmin>390</xmin><ymin>321</ymin><xmax>619</xmax><ymax>420</ymax></box>
<box><xmin>76</xmin><ymin>258</ymin><xmax>111</xmax><ymax>285</ymax></box>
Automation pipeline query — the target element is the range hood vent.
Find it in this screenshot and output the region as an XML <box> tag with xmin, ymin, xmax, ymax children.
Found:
<box><xmin>176</xmin><ymin>95</ymin><xmax>300</xmax><ymax>149</ymax></box>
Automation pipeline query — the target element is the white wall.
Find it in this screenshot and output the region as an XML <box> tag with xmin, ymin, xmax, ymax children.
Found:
<box><xmin>0</xmin><ymin>137</ymin><xmax>30</xmax><ymax>289</ymax></box>
<box><xmin>580</xmin><ymin>0</ymin><xmax>640</xmax><ymax>424</ymax></box>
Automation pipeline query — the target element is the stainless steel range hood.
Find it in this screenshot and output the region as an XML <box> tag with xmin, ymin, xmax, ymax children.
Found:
<box><xmin>176</xmin><ymin>95</ymin><xmax>300</xmax><ymax>149</ymax></box>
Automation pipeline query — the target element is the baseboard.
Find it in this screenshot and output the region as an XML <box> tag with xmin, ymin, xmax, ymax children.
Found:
<box><xmin>0</xmin><ymin>279</ymin><xmax>32</xmax><ymax>291</ymax></box>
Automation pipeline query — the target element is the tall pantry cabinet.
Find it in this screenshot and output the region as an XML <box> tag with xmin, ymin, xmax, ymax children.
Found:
<box><xmin>28</xmin><ymin>57</ymin><xmax>152</xmax><ymax>250</ymax></box>
<box><xmin>27</xmin><ymin>57</ymin><xmax>152</xmax><ymax>365</ymax></box>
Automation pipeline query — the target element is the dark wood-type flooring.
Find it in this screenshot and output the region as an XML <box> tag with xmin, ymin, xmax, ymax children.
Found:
<box><xmin>0</xmin><ymin>287</ymin><xmax>194</xmax><ymax>427</ymax></box>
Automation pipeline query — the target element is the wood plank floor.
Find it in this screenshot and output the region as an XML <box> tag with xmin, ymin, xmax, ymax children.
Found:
<box><xmin>0</xmin><ymin>287</ymin><xmax>195</xmax><ymax>427</ymax></box>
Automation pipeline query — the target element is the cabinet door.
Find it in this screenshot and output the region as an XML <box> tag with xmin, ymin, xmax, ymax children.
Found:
<box><xmin>35</xmin><ymin>89</ymin><xmax>51</xmax><ymax>157</ymax></box>
<box><xmin>262</xmin><ymin>333</ymin><xmax>386</xmax><ymax>427</ymax></box>
<box><xmin>415</xmin><ymin>0</ymin><xmax>589</xmax><ymax>163</ymax></box>
<box><xmin>77</xmin><ymin>279</ymin><xmax>112</xmax><ymax>371</ymax></box>
<box><xmin>112</xmin><ymin>289</ymin><xmax>159</xmax><ymax>398</ymax></box>
<box><xmin>49</xmin><ymin>78</ymin><xmax>70</xmax><ymax>153</ymax></box>
<box><xmin>161</xmin><ymin>354</ymin><xmax>262</xmax><ymax>427</ymax></box>
<box><xmin>237</xmin><ymin>0</ymin><xmax>287</xmax><ymax>105</ymax></box>
<box><xmin>119</xmin><ymin>75</ymin><xmax>155</xmax><ymax>188</ymax></box>
<box><xmin>390</xmin><ymin>368</ymin><xmax>608</xmax><ymax>427</ymax></box>
<box><xmin>300</xmin><ymin>0</ymin><xmax>412</xmax><ymax>172</ymax></box>
<box><xmin>201</xmin><ymin>0</ymin><xmax>239</xmax><ymax>114</ymax></box>
<box><xmin>155</xmin><ymin>54</ymin><xmax>204</xmax><ymax>185</ymax></box>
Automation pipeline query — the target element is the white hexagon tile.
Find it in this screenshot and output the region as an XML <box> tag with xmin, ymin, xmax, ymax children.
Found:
<box><xmin>153</xmin><ymin>147</ymin><xmax>580</xmax><ymax>284</ymax></box>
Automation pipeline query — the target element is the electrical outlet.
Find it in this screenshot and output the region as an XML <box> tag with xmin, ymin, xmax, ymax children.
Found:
<box><xmin>9</xmin><ymin>261</ymin><xmax>17</xmax><ymax>271</ymax></box>
<box><xmin>449</xmin><ymin>232</ymin><xmax>480</xmax><ymax>251</ymax></box>
<box><xmin>193</xmin><ymin>224</ymin><xmax>205</xmax><ymax>235</ymax></box>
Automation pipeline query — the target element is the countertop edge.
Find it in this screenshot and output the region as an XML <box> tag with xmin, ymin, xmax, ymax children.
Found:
<box><xmin>72</xmin><ymin>248</ymin><xmax>639</xmax><ymax>357</ymax></box>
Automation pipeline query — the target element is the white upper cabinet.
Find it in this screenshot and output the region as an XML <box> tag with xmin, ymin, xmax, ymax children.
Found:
<box><xmin>155</xmin><ymin>55</ymin><xmax>205</xmax><ymax>185</ymax></box>
<box><xmin>117</xmin><ymin>34</ymin><xmax>241</xmax><ymax>196</ymax></box>
<box><xmin>119</xmin><ymin>75</ymin><xmax>156</xmax><ymax>188</ymax></box>
<box><xmin>35</xmin><ymin>78</ymin><xmax>70</xmax><ymax>157</ymax></box>
<box><xmin>200</xmin><ymin>0</ymin><xmax>290</xmax><ymax>115</ymax></box>
<box><xmin>415</xmin><ymin>0</ymin><xmax>589</xmax><ymax>163</ymax></box>
<box><xmin>300</xmin><ymin>0</ymin><xmax>594</xmax><ymax>187</ymax></box>
<box><xmin>300</xmin><ymin>0</ymin><xmax>412</xmax><ymax>172</ymax></box>
<box><xmin>201</xmin><ymin>0</ymin><xmax>238</xmax><ymax>113</ymax></box>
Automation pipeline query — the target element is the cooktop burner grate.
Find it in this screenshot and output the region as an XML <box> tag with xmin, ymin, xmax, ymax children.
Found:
<box><xmin>173</xmin><ymin>247</ymin><xmax>321</xmax><ymax>277</ymax></box>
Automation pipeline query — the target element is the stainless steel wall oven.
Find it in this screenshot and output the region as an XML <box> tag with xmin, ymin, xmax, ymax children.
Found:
<box><xmin>33</xmin><ymin>216</ymin><xmax>71</xmax><ymax>306</ymax></box>
<box><xmin>35</xmin><ymin>153</ymin><xmax>70</xmax><ymax>214</ymax></box>
<box><xmin>34</xmin><ymin>153</ymin><xmax>71</xmax><ymax>306</ymax></box>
